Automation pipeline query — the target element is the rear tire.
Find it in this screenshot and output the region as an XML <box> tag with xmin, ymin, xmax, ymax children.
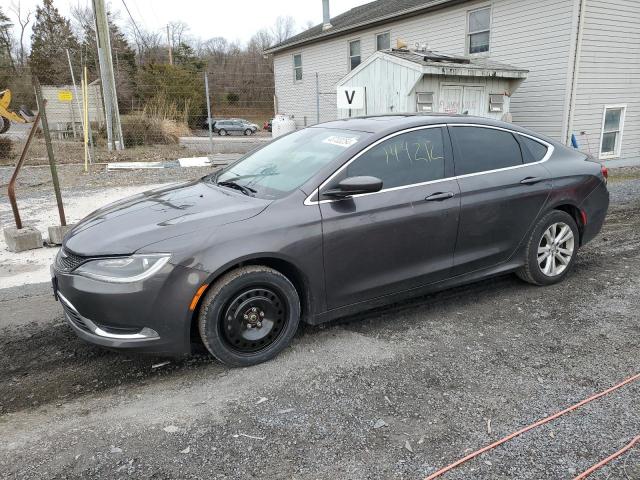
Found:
<box><xmin>198</xmin><ymin>266</ymin><xmax>301</xmax><ymax>367</ymax></box>
<box><xmin>0</xmin><ymin>117</ymin><xmax>10</xmax><ymax>134</ymax></box>
<box><xmin>218</xmin><ymin>129</ymin><xmax>227</xmax><ymax>136</ymax></box>
<box><xmin>517</xmin><ymin>210</ymin><xmax>579</xmax><ymax>286</ymax></box>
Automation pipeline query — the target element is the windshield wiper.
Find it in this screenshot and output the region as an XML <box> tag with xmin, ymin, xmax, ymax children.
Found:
<box><xmin>217</xmin><ymin>180</ymin><xmax>257</xmax><ymax>197</ymax></box>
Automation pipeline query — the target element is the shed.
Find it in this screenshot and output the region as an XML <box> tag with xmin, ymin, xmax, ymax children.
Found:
<box><xmin>41</xmin><ymin>81</ymin><xmax>105</xmax><ymax>139</ymax></box>
<box><xmin>337</xmin><ymin>49</ymin><xmax>529</xmax><ymax>120</ymax></box>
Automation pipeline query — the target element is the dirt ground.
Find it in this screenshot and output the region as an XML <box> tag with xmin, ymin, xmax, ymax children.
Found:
<box><xmin>0</xmin><ymin>168</ymin><xmax>639</xmax><ymax>479</ymax></box>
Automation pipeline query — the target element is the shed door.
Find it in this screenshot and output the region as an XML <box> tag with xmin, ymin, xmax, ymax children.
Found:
<box><xmin>439</xmin><ymin>86</ymin><xmax>463</xmax><ymax>114</ymax></box>
<box><xmin>462</xmin><ymin>86</ymin><xmax>484</xmax><ymax>116</ymax></box>
<box><xmin>439</xmin><ymin>85</ymin><xmax>486</xmax><ymax>116</ymax></box>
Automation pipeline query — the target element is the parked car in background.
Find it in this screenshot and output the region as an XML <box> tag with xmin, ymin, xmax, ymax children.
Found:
<box><xmin>202</xmin><ymin>117</ymin><xmax>222</xmax><ymax>130</ymax></box>
<box><xmin>264</xmin><ymin>119</ymin><xmax>273</xmax><ymax>132</ymax></box>
<box><xmin>213</xmin><ymin>119</ymin><xmax>258</xmax><ymax>136</ymax></box>
<box><xmin>52</xmin><ymin>115</ymin><xmax>609</xmax><ymax>367</ymax></box>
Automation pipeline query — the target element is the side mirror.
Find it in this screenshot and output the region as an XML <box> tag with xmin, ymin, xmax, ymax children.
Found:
<box><xmin>323</xmin><ymin>176</ymin><xmax>383</xmax><ymax>198</ymax></box>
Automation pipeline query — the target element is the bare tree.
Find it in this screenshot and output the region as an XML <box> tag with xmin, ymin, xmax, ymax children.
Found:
<box><xmin>9</xmin><ymin>1</ymin><xmax>31</xmax><ymax>68</ymax></box>
<box><xmin>271</xmin><ymin>16</ymin><xmax>296</xmax><ymax>45</ymax></box>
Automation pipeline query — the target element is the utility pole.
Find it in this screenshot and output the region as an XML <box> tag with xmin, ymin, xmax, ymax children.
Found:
<box><xmin>91</xmin><ymin>0</ymin><xmax>124</xmax><ymax>150</ymax></box>
<box><xmin>167</xmin><ymin>25</ymin><xmax>173</xmax><ymax>65</ymax></box>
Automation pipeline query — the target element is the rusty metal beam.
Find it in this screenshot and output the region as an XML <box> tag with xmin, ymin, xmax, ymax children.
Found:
<box><xmin>7</xmin><ymin>105</ymin><xmax>44</xmax><ymax>230</ymax></box>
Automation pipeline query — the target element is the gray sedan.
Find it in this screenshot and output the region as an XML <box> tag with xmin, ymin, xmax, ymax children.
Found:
<box><xmin>52</xmin><ymin>115</ymin><xmax>609</xmax><ymax>367</ymax></box>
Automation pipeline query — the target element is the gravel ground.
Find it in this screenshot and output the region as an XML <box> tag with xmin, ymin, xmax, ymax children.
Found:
<box><xmin>0</xmin><ymin>169</ymin><xmax>638</xmax><ymax>479</ymax></box>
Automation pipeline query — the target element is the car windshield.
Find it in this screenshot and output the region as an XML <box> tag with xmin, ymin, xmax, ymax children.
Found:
<box><xmin>211</xmin><ymin>128</ymin><xmax>368</xmax><ymax>199</ymax></box>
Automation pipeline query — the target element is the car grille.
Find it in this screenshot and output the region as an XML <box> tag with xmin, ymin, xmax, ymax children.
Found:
<box><xmin>55</xmin><ymin>249</ymin><xmax>87</xmax><ymax>273</ymax></box>
<box><xmin>62</xmin><ymin>304</ymin><xmax>91</xmax><ymax>333</ymax></box>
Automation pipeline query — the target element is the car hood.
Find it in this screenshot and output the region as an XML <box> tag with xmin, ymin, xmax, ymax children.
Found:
<box><xmin>64</xmin><ymin>179</ymin><xmax>270</xmax><ymax>256</ymax></box>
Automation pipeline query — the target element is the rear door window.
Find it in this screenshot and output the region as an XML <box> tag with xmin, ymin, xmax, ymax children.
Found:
<box><xmin>346</xmin><ymin>127</ymin><xmax>447</xmax><ymax>189</ymax></box>
<box><xmin>518</xmin><ymin>135</ymin><xmax>549</xmax><ymax>163</ymax></box>
<box><xmin>450</xmin><ymin>126</ymin><xmax>523</xmax><ymax>175</ymax></box>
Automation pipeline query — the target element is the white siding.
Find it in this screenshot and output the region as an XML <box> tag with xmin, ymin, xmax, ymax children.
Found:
<box><xmin>571</xmin><ymin>0</ymin><xmax>640</xmax><ymax>160</ymax></box>
<box><xmin>273</xmin><ymin>0</ymin><xmax>576</xmax><ymax>138</ymax></box>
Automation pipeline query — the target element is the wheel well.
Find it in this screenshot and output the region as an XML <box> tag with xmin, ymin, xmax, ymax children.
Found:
<box><xmin>554</xmin><ymin>204</ymin><xmax>584</xmax><ymax>245</ymax></box>
<box><xmin>189</xmin><ymin>258</ymin><xmax>312</xmax><ymax>344</ymax></box>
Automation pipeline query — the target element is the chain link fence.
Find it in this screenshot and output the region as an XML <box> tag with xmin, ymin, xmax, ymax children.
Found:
<box><xmin>1</xmin><ymin>64</ymin><xmax>276</xmax><ymax>168</ymax></box>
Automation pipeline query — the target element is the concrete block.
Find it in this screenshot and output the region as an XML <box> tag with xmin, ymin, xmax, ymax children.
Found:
<box><xmin>48</xmin><ymin>224</ymin><xmax>75</xmax><ymax>245</ymax></box>
<box><xmin>3</xmin><ymin>226</ymin><xmax>43</xmax><ymax>252</ymax></box>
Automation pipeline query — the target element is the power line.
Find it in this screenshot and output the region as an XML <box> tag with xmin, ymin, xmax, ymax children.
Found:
<box><xmin>120</xmin><ymin>0</ymin><xmax>150</xmax><ymax>50</ymax></box>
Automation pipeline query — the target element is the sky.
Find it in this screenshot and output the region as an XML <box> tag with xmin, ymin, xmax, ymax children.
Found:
<box><xmin>9</xmin><ymin>0</ymin><xmax>372</xmax><ymax>47</ymax></box>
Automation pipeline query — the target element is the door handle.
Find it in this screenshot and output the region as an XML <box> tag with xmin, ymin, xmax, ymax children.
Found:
<box><xmin>425</xmin><ymin>192</ymin><xmax>455</xmax><ymax>202</ymax></box>
<box><xmin>520</xmin><ymin>177</ymin><xmax>545</xmax><ymax>185</ymax></box>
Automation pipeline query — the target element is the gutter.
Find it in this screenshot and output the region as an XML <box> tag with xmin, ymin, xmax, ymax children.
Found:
<box><xmin>565</xmin><ymin>0</ymin><xmax>587</xmax><ymax>145</ymax></box>
<box><xmin>264</xmin><ymin>0</ymin><xmax>468</xmax><ymax>54</ymax></box>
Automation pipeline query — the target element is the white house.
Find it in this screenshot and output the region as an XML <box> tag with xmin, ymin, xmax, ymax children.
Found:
<box><xmin>265</xmin><ymin>0</ymin><xmax>639</xmax><ymax>162</ymax></box>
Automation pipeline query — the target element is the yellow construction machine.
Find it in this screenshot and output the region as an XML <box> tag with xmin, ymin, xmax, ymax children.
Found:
<box><xmin>0</xmin><ymin>89</ymin><xmax>35</xmax><ymax>134</ymax></box>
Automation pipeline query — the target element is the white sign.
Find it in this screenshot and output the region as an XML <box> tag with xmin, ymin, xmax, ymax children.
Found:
<box><xmin>337</xmin><ymin>86</ymin><xmax>365</xmax><ymax>109</ymax></box>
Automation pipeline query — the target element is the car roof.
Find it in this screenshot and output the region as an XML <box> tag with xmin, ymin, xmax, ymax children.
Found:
<box><xmin>310</xmin><ymin>114</ymin><xmax>557</xmax><ymax>144</ymax></box>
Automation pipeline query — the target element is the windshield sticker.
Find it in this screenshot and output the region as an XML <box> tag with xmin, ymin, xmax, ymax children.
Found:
<box><xmin>323</xmin><ymin>135</ymin><xmax>359</xmax><ymax>148</ymax></box>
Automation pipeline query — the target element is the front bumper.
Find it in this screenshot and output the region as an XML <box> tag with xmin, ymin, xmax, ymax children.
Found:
<box><xmin>52</xmin><ymin>262</ymin><xmax>209</xmax><ymax>355</ymax></box>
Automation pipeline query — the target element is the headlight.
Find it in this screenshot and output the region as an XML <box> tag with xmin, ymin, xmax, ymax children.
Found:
<box><xmin>74</xmin><ymin>254</ymin><xmax>170</xmax><ymax>283</ymax></box>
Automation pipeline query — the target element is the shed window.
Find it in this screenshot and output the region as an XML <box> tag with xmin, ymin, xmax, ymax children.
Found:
<box><xmin>417</xmin><ymin>92</ymin><xmax>434</xmax><ymax>112</ymax></box>
<box><xmin>600</xmin><ymin>106</ymin><xmax>626</xmax><ymax>158</ymax></box>
<box><xmin>489</xmin><ymin>94</ymin><xmax>504</xmax><ymax>112</ymax></box>
<box><xmin>349</xmin><ymin>40</ymin><xmax>361</xmax><ymax>70</ymax></box>
<box><xmin>376</xmin><ymin>32</ymin><xmax>390</xmax><ymax>51</ymax></box>
<box><xmin>293</xmin><ymin>54</ymin><xmax>303</xmax><ymax>82</ymax></box>
<box><xmin>468</xmin><ymin>7</ymin><xmax>491</xmax><ymax>54</ymax></box>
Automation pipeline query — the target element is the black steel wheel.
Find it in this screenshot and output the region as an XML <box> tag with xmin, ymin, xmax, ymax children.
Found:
<box><xmin>221</xmin><ymin>287</ymin><xmax>288</xmax><ymax>353</ymax></box>
<box><xmin>198</xmin><ymin>266</ymin><xmax>300</xmax><ymax>367</ymax></box>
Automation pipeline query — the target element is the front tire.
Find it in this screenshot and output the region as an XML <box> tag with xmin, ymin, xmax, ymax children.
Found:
<box><xmin>244</xmin><ymin>129</ymin><xmax>252</xmax><ymax>136</ymax></box>
<box><xmin>517</xmin><ymin>210</ymin><xmax>579</xmax><ymax>286</ymax></box>
<box><xmin>198</xmin><ymin>266</ymin><xmax>301</xmax><ymax>367</ymax></box>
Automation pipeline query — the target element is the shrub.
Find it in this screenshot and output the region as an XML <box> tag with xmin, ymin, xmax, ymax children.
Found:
<box><xmin>120</xmin><ymin>114</ymin><xmax>190</xmax><ymax>146</ymax></box>
<box><xmin>0</xmin><ymin>137</ymin><xmax>13</xmax><ymax>159</ymax></box>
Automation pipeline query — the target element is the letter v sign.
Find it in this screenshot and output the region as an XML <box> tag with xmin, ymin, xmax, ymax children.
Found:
<box><xmin>345</xmin><ymin>90</ymin><xmax>356</xmax><ymax>105</ymax></box>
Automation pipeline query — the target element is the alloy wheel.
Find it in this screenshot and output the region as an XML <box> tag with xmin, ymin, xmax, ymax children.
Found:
<box><xmin>537</xmin><ymin>222</ymin><xmax>575</xmax><ymax>277</ymax></box>
<box><xmin>221</xmin><ymin>287</ymin><xmax>288</xmax><ymax>353</ymax></box>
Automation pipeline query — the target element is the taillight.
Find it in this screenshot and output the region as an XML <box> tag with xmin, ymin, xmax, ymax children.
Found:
<box><xmin>601</xmin><ymin>165</ymin><xmax>609</xmax><ymax>183</ymax></box>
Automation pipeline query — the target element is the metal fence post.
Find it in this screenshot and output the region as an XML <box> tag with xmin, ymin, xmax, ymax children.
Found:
<box><xmin>204</xmin><ymin>71</ymin><xmax>214</xmax><ymax>156</ymax></box>
<box><xmin>34</xmin><ymin>78</ymin><xmax>67</xmax><ymax>227</ymax></box>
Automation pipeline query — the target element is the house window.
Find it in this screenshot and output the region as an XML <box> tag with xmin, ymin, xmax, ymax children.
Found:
<box><xmin>349</xmin><ymin>40</ymin><xmax>361</xmax><ymax>70</ymax></box>
<box><xmin>468</xmin><ymin>7</ymin><xmax>491</xmax><ymax>54</ymax></box>
<box><xmin>600</xmin><ymin>105</ymin><xmax>626</xmax><ymax>158</ymax></box>
<box><xmin>293</xmin><ymin>53</ymin><xmax>303</xmax><ymax>82</ymax></box>
<box><xmin>376</xmin><ymin>31</ymin><xmax>390</xmax><ymax>51</ymax></box>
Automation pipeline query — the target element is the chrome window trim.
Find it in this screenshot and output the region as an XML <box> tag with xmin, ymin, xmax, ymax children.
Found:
<box><xmin>303</xmin><ymin>123</ymin><xmax>554</xmax><ymax>206</ymax></box>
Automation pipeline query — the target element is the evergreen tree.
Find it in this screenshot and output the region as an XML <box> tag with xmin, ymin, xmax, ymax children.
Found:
<box><xmin>0</xmin><ymin>6</ymin><xmax>15</xmax><ymax>72</ymax></box>
<box><xmin>29</xmin><ymin>0</ymin><xmax>80</xmax><ymax>84</ymax></box>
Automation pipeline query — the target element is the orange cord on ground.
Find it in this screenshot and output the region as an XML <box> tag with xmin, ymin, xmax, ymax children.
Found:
<box><xmin>424</xmin><ymin>373</ymin><xmax>640</xmax><ymax>480</ymax></box>
<box><xmin>573</xmin><ymin>435</ymin><xmax>639</xmax><ymax>480</ymax></box>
